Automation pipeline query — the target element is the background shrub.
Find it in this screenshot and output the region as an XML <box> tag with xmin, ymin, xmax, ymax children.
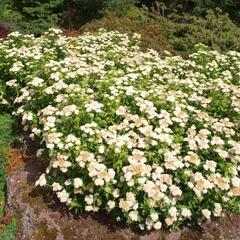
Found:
<box><xmin>0</xmin><ymin>0</ymin><xmax>23</xmax><ymax>32</ymax></box>
<box><xmin>63</xmin><ymin>0</ymin><xmax>139</xmax><ymax>29</ymax></box>
<box><xmin>81</xmin><ymin>7</ymin><xmax>240</xmax><ymax>56</ymax></box>
<box><xmin>3</xmin><ymin>0</ymin><xmax>64</xmax><ymax>35</ymax></box>
<box><xmin>102</xmin><ymin>0</ymin><xmax>139</xmax><ymax>16</ymax></box>
<box><xmin>141</xmin><ymin>0</ymin><xmax>240</xmax><ymax>24</ymax></box>
<box><xmin>80</xmin><ymin>8</ymin><xmax>174</xmax><ymax>54</ymax></box>
<box><xmin>153</xmin><ymin>9</ymin><xmax>240</xmax><ymax>55</ymax></box>
<box><xmin>1</xmin><ymin>0</ymin><xmax>240</xmax><ymax>40</ymax></box>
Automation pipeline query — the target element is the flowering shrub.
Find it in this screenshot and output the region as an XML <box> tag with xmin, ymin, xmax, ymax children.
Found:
<box><xmin>0</xmin><ymin>29</ymin><xmax>240</xmax><ymax>230</ymax></box>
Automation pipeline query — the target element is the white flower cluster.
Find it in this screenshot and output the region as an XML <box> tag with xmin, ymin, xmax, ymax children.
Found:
<box><xmin>1</xmin><ymin>29</ymin><xmax>240</xmax><ymax>230</ymax></box>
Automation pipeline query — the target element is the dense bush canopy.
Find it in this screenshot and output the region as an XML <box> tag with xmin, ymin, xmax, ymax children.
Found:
<box><xmin>1</xmin><ymin>0</ymin><xmax>240</xmax><ymax>36</ymax></box>
<box><xmin>0</xmin><ymin>29</ymin><xmax>240</xmax><ymax>230</ymax></box>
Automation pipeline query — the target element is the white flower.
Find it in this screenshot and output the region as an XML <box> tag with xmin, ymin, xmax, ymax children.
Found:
<box><xmin>94</xmin><ymin>178</ymin><xmax>104</xmax><ymax>186</ymax></box>
<box><xmin>52</xmin><ymin>182</ymin><xmax>62</xmax><ymax>191</ymax></box>
<box><xmin>73</xmin><ymin>178</ymin><xmax>83</xmax><ymax>188</ymax></box>
<box><xmin>76</xmin><ymin>151</ymin><xmax>95</xmax><ymax>167</ymax></box>
<box><xmin>35</xmin><ymin>174</ymin><xmax>47</xmax><ymax>186</ymax></box>
<box><xmin>181</xmin><ymin>208</ymin><xmax>191</xmax><ymax>218</ymax></box>
<box><xmin>203</xmin><ymin>160</ymin><xmax>217</xmax><ymax>172</ymax></box>
<box><xmin>165</xmin><ymin>217</ymin><xmax>176</xmax><ymax>226</ymax></box>
<box><xmin>153</xmin><ymin>221</ymin><xmax>162</xmax><ymax>230</ymax></box>
<box><xmin>129</xmin><ymin>211</ymin><xmax>138</xmax><ymax>221</ymax></box>
<box><xmin>30</xmin><ymin>77</ymin><xmax>44</xmax><ymax>87</ymax></box>
<box><xmin>213</xmin><ymin>203</ymin><xmax>222</xmax><ymax>217</ymax></box>
<box><xmin>84</xmin><ymin>195</ymin><xmax>93</xmax><ymax>205</ymax></box>
<box><xmin>202</xmin><ymin>209</ymin><xmax>211</xmax><ymax>220</ymax></box>
<box><xmin>98</xmin><ymin>145</ymin><xmax>105</xmax><ymax>154</ymax></box>
<box><xmin>116</xmin><ymin>106</ymin><xmax>127</xmax><ymax>116</ymax></box>
<box><xmin>107</xmin><ymin>200</ymin><xmax>115</xmax><ymax>210</ymax></box>
<box><xmin>168</xmin><ymin>207</ymin><xmax>177</xmax><ymax>217</ymax></box>
<box><xmin>169</xmin><ymin>185</ymin><xmax>182</xmax><ymax>196</ymax></box>
<box><xmin>52</xmin><ymin>154</ymin><xmax>72</xmax><ymax>173</ymax></box>
<box><xmin>184</xmin><ymin>152</ymin><xmax>200</xmax><ymax>166</ymax></box>
<box><xmin>6</xmin><ymin>79</ymin><xmax>17</xmax><ymax>87</ymax></box>
<box><xmin>10</xmin><ymin>61</ymin><xmax>24</xmax><ymax>72</ymax></box>
<box><xmin>85</xmin><ymin>101</ymin><xmax>103</xmax><ymax>113</ymax></box>
<box><xmin>61</xmin><ymin>104</ymin><xmax>79</xmax><ymax>116</ymax></box>
<box><xmin>232</xmin><ymin>177</ymin><xmax>240</xmax><ymax>187</ymax></box>
<box><xmin>216</xmin><ymin>149</ymin><xmax>229</xmax><ymax>158</ymax></box>
<box><xmin>57</xmin><ymin>190</ymin><xmax>70</xmax><ymax>203</ymax></box>
<box><xmin>112</xmin><ymin>189</ymin><xmax>120</xmax><ymax>198</ymax></box>
<box><xmin>150</xmin><ymin>212</ymin><xmax>158</xmax><ymax>221</ymax></box>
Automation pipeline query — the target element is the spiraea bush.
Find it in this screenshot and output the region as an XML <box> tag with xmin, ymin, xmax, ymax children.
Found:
<box><xmin>0</xmin><ymin>29</ymin><xmax>240</xmax><ymax>230</ymax></box>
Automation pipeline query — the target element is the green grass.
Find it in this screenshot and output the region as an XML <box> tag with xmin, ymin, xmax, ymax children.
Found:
<box><xmin>0</xmin><ymin>113</ymin><xmax>16</xmax><ymax>239</ymax></box>
<box><xmin>0</xmin><ymin>219</ymin><xmax>17</xmax><ymax>240</ymax></box>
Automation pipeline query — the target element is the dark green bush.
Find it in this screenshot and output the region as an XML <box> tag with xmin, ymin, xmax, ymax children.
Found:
<box><xmin>1</xmin><ymin>0</ymin><xmax>240</xmax><ymax>36</ymax></box>
<box><xmin>1</xmin><ymin>0</ymin><xmax>64</xmax><ymax>35</ymax></box>
<box><xmin>102</xmin><ymin>0</ymin><xmax>139</xmax><ymax>16</ymax></box>
<box><xmin>141</xmin><ymin>0</ymin><xmax>240</xmax><ymax>23</ymax></box>
<box><xmin>0</xmin><ymin>0</ymin><xmax>23</xmax><ymax>31</ymax></box>
<box><xmin>14</xmin><ymin>0</ymin><xmax>64</xmax><ymax>35</ymax></box>
<box><xmin>81</xmin><ymin>6</ymin><xmax>240</xmax><ymax>56</ymax></box>
<box><xmin>157</xmin><ymin>9</ymin><xmax>240</xmax><ymax>55</ymax></box>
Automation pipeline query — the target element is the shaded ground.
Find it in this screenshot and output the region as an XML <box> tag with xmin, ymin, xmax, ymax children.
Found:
<box><xmin>6</xmin><ymin>137</ymin><xmax>240</xmax><ymax>240</ymax></box>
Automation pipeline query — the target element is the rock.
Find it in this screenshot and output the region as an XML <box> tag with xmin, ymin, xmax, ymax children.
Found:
<box><xmin>6</xmin><ymin>142</ymin><xmax>240</xmax><ymax>240</ymax></box>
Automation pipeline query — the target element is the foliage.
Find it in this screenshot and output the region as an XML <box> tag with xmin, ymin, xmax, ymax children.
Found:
<box><xmin>156</xmin><ymin>9</ymin><xmax>240</xmax><ymax>55</ymax></box>
<box><xmin>0</xmin><ymin>0</ymin><xmax>139</xmax><ymax>33</ymax></box>
<box><xmin>1</xmin><ymin>29</ymin><xmax>240</xmax><ymax>230</ymax></box>
<box><xmin>0</xmin><ymin>218</ymin><xmax>17</xmax><ymax>240</ymax></box>
<box><xmin>72</xmin><ymin>0</ymin><xmax>139</xmax><ymax>16</ymax></box>
<box><xmin>1</xmin><ymin>0</ymin><xmax>240</xmax><ymax>39</ymax></box>
<box><xmin>0</xmin><ymin>113</ymin><xmax>16</xmax><ymax>239</ymax></box>
<box><xmin>0</xmin><ymin>113</ymin><xmax>14</xmax><ymax>217</ymax></box>
<box><xmin>102</xmin><ymin>0</ymin><xmax>139</xmax><ymax>16</ymax></box>
<box><xmin>80</xmin><ymin>8</ymin><xmax>174</xmax><ymax>54</ymax></box>
<box><xmin>0</xmin><ymin>0</ymin><xmax>22</xmax><ymax>24</ymax></box>
<box><xmin>0</xmin><ymin>0</ymin><xmax>25</xmax><ymax>33</ymax></box>
<box><xmin>81</xmin><ymin>7</ymin><xmax>240</xmax><ymax>56</ymax></box>
<box><xmin>63</xmin><ymin>0</ymin><xmax>139</xmax><ymax>29</ymax></box>
<box><xmin>142</xmin><ymin>0</ymin><xmax>240</xmax><ymax>23</ymax></box>
<box><xmin>0</xmin><ymin>0</ymin><xmax>64</xmax><ymax>35</ymax></box>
